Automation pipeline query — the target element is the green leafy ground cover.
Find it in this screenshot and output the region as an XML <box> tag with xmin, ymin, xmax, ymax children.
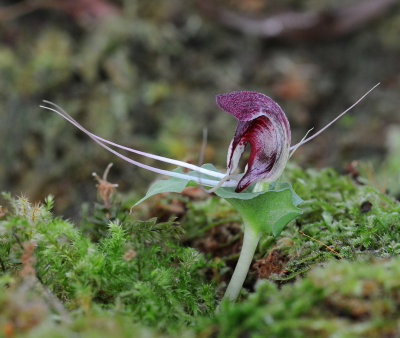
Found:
<box><xmin>1</xmin><ymin>164</ymin><xmax>400</xmax><ymax>337</ymax></box>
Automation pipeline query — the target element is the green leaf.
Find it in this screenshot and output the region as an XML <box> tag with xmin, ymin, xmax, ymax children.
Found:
<box><xmin>134</xmin><ymin>164</ymin><xmax>303</xmax><ymax>237</ymax></box>
<box><xmin>225</xmin><ymin>186</ymin><xmax>303</xmax><ymax>236</ymax></box>
<box><xmin>134</xmin><ymin>164</ymin><xmax>222</xmax><ymax>206</ymax></box>
<box><xmin>134</xmin><ymin>173</ymin><xmax>189</xmax><ymax>206</ymax></box>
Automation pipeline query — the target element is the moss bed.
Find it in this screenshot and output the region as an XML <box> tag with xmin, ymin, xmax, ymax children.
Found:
<box><xmin>1</xmin><ymin>164</ymin><xmax>400</xmax><ymax>337</ymax></box>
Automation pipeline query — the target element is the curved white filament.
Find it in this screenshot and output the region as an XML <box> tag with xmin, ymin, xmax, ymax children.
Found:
<box><xmin>42</xmin><ymin>100</ymin><xmax>225</xmax><ymax>179</ymax></box>
<box><xmin>289</xmin><ymin>127</ymin><xmax>313</xmax><ymax>158</ymax></box>
<box><xmin>40</xmin><ymin>104</ymin><xmax>237</xmax><ymax>188</ymax></box>
<box><xmin>290</xmin><ymin>83</ymin><xmax>380</xmax><ymax>151</ymax></box>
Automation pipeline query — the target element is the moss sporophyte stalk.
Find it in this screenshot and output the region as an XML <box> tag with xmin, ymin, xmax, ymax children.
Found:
<box><xmin>40</xmin><ymin>83</ymin><xmax>379</xmax><ymax>302</ymax></box>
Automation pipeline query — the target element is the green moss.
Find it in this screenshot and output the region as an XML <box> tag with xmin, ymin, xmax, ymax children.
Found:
<box><xmin>178</xmin><ymin>164</ymin><xmax>400</xmax><ymax>283</ymax></box>
<box><xmin>1</xmin><ymin>164</ymin><xmax>400</xmax><ymax>336</ymax></box>
<box><xmin>199</xmin><ymin>257</ymin><xmax>400</xmax><ymax>337</ymax></box>
<box><xmin>0</xmin><ymin>194</ymin><xmax>216</xmax><ymax>335</ymax></box>
<box><xmin>272</xmin><ymin>164</ymin><xmax>400</xmax><ymax>280</ymax></box>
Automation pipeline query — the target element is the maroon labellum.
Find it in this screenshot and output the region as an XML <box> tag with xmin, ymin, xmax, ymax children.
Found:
<box><xmin>216</xmin><ymin>91</ymin><xmax>291</xmax><ymax>192</ymax></box>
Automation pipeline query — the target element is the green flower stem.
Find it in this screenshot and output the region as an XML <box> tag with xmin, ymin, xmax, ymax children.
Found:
<box><xmin>223</xmin><ymin>223</ymin><xmax>261</xmax><ymax>302</ymax></box>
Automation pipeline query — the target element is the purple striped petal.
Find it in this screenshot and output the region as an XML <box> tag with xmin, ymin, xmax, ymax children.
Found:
<box><xmin>217</xmin><ymin>91</ymin><xmax>291</xmax><ymax>192</ymax></box>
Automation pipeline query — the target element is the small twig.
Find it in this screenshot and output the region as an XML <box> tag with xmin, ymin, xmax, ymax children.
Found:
<box><xmin>299</xmin><ymin>230</ymin><xmax>343</xmax><ymax>260</ymax></box>
<box><xmin>197</xmin><ymin>128</ymin><xmax>233</xmax><ymax>193</ymax></box>
<box><xmin>93</xmin><ymin>163</ymin><xmax>118</xmax><ymax>210</ymax></box>
<box><xmin>199</xmin><ymin>127</ymin><xmax>208</xmax><ymax>167</ymax></box>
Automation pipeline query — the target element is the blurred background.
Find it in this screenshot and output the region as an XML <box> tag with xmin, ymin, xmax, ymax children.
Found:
<box><xmin>0</xmin><ymin>0</ymin><xmax>400</xmax><ymax>217</ymax></box>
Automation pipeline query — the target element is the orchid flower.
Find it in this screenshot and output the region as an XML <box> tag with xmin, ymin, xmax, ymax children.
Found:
<box><xmin>217</xmin><ymin>83</ymin><xmax>379</xmax><ymax>192</ymax></box>
<box><xmin>217</xmin><ymin>91</ymin><xmax>291</xmax><ymax>192</ymax></box>
<box><xmin>40</xmin><ymin>84</ymin><xmax>378</xmax><ymax>193</ymax></box>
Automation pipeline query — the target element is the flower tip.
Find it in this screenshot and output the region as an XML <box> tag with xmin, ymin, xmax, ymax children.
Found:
<box><xmin>216</xmin><ymin>91</ymin><xmax>285</xmax><ymax>122</ymax></box>
<box><xmin>234</xmin><ymin>182</ymin><xmax>249</xmax><ymax>193</ymax></box>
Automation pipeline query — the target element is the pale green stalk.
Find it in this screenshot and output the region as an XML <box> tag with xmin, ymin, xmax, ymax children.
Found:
<box><xmin>222</xmin><ymin>181</ymin><xmax>265</xmax><ymax>302</ymax></box>
<box><xmin>223</xmin><ymin>223</ymin><xmax>261</xmax><ymax>301</ymax></box>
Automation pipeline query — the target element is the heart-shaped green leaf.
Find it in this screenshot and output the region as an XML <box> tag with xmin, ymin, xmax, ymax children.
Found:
<box><xmin>224</xmin><ymin>186</ymin><xmax>302</xmax><ymax>236</ymax></box>
<box><xmin>134</xmin><ymin>164</ymin><xmax>303</xmax><ymax>236</ymax></box>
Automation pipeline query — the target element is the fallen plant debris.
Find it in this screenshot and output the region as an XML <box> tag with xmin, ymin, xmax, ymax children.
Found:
<box><xmin>299</xmin><ymin>231</ymin><xmax>343</xmax><ymax>260</ymax></box>
<box><xmin>252</xmin><ymin>248</ymin><xmax>289</xmax><ymax>279</ymax></box>
<box><xmin>344</xmin><ymin>161</ymin><xmax>362</xmax><ymax>184</ymax></box>
<box><xmin>123</xmin><ymin>248</ymin><xmax>136</xmax><ymax>262</ymax></box>
<box><xmin>93</xmin><ymin>163</ymin><xmax>118</xmax><ymax>211</ymax></box>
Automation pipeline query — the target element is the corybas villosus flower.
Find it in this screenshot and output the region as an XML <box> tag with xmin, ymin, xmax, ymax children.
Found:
<box><xmin>216</xmin><ymin>83</ymin><xmax>379</xmax><ymax>192</ymax></box>
<box><xmin>217</xmin><ymin>91</ymin><xmax>291</xmax><ymax>192</ymax></box>
<box><xmin>40</xmin><ymin>83</ymin><xmax>379</xmax><ymax>303</ymax></box>
<box><xmin>40</xmin><ymin>83</ymin><xmax>378</xmax><ymax>193</ymax></box>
